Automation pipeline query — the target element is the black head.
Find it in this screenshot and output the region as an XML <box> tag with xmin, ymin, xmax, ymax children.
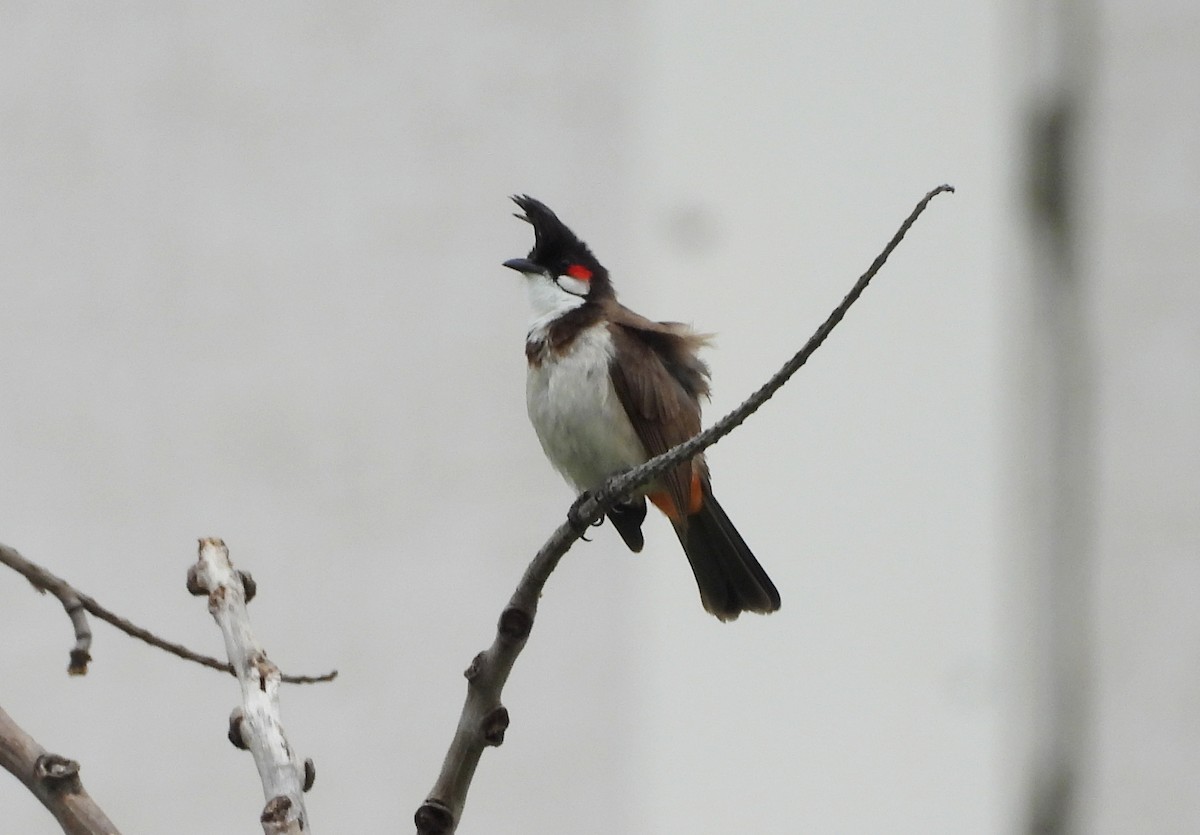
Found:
<box><xmin>503</xmin><ymin>195</ymin><xmax>613</xmax><ymax>300</ymax></box>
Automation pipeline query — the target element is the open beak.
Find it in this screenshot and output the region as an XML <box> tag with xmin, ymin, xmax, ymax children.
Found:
<box><xmin>502</xmin><ymin>257</ymin><xmax>543</xmax><ymax>275</ymax></box>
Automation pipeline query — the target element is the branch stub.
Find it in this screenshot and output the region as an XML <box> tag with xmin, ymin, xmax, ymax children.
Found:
<box><xmin>185</xmin><ymin>564</ymin><xmax>207</xmax><ymax>596</ymax></box>
<box><xmin>68</xmin><ymin>648</ymin><xmax>91</xmax><ymax>676</ymax></box>
<box><xmin>34</xmin><ymin>754</ymin><xmax>81</xmax><ymax>793</ymax></box>
<box><xmin>228</xmin><ymin>709</ymin><xmax>249</xmax><ymax>750</ymax></box>
<box><xmin>464</xmin><ymin>652</ymin><xmax>486</xmax><ymax>681</ymax></box>
<box><xmin>261</xmin><ymin>794</ymin><xmax>292</xmax><ymax>824</ymax></box>
<box><xmin>239</xmin><ymin>570</ymin><xmax>258</xmax><ymax>602</ymax></box>
<box><xmin>414</xmin><ymin>801</ymin><xmax>454</xmax><ymax>835</ymax></box>
<box><xmin>498</xmin><ymin>607</ymin><xmax>532</xmax><ymax>642</ymax></box>
<box><xmin>482</xmin><ymin>706</ymin><xmax>510</xmax><ymax>746</ymax></box>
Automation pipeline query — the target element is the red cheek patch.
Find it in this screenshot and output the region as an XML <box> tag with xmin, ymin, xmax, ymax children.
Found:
<box><xmin>566</xmin><ymin>263</ymin><xmax>592</xmax><ymax>281</ymax></box>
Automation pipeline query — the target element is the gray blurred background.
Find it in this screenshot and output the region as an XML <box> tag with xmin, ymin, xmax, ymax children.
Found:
<box><xmin>2</xmin><ymin>2</ymin><xmax>1196</xmax><ymax>833</ymax></box>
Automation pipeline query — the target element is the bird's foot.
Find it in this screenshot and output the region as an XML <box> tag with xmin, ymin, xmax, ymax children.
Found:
<box><xmin>567</xmin><ymin>491</ymin><xmax>604</xmax><ymax>540</ymax></box>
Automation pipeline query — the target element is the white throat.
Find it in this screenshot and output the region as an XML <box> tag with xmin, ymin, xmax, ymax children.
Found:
<box><xmin>524</xmin><ymin>274</ymin><xmax>586</xmax><ymax>339</ymax></box>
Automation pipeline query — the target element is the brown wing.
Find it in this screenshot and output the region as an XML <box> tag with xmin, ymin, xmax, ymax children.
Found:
<box><xmin>605</xmin><ymin>301</ymin><xmax>712</xmax><ymax>517</ymax></box>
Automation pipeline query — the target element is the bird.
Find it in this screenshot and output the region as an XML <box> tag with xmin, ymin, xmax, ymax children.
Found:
<box><xmin>502</xmin><ymin>195</ymin><xmax>780</xmax><ymax>621</ymax></box>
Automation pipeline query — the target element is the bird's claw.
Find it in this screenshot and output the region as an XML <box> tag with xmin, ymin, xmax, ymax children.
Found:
<box><xmin>567</xmin><ymin>492</ymin><xmax>604</xmax><ymax>540</ymax></box>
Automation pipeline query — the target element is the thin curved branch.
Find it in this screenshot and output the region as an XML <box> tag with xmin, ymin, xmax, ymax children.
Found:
<box><xmin>415</xmin><ymin>184</ymin><xmax>955</xmax><ymax>834</ymax></box>
<box><xmin>0</xmin><ymin>542</ymin><xmax>336</xmax><ymax>684</ymax></box>
<box><xmin>0</xmin><ymin>703</ymin><xmax>121</xmax><ymax>834</ymax></box>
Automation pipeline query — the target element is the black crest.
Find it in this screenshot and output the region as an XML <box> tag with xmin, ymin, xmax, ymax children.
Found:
<box><xmin>510</xmin><ymin>195</ymin><xmax>609</xmax><ymax>290</ymax></box>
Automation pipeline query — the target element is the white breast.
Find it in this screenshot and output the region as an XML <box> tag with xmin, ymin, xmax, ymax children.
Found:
<box><xmin>526</xmin><ymin>323</ymin><xmax>648</xmax><ymax>493</ymax></box>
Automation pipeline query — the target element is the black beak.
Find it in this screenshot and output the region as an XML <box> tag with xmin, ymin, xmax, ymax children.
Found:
<box><xmin>503</xmin><ymin>257</ymin><xmax>543</xmax><ymax>275</ymax></box>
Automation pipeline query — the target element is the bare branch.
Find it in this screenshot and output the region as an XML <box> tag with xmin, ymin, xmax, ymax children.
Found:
<box><xmin>1</xmin><ymin>543</ymin><xmax>94</xmax><ymax>675</ymax></box>
<box><xmin>0</xmin><ymin>703</ymin><xmax>121</xmax><ymax>834</ymax></box>
<box><xmin>0</xmin><ymin>541</ymin><xmax>336</xmax><ymax>684</ymax></box>
<box><xmin>188</xmin><ymin>538</ymin><xmax>311</xmax><ymax>835</ymax></box>
<box><xmin>416</xmin><ymin>184</ymin><xmax>955</xmax><ymax>834</ymax></box>
<box><xmin>593</xmin><ymin>184</ymin><xmax>956</xmax><ymax>512</ymax></box>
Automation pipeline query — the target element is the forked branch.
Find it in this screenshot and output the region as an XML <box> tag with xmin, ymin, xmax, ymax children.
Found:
<box><xmin>415</xmin><ymin>184</ymin><xmax>955</xmax><ymax>834</ymax></box>
<box><xmin>0</xmin><ymin>542</ymin><xmax>336</xmax><ymax>684</ymax></box>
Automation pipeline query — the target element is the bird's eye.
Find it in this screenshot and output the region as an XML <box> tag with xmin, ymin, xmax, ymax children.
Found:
<box><xmin>565</xmin><ymin>263</ymin><xmax>592</xmax><ymax>281</ymax></box>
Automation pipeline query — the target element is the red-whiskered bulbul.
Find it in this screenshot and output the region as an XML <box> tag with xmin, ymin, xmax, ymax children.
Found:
<box><xmin>503</xmin><ymin>196</ymin><xmax>780</xmax><ymax>621</ymax></box>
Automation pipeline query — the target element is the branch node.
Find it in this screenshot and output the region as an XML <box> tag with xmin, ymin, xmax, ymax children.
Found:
<box><xmin>498</xmin><ymin>607</ymin><xmax>533</xmax><ymax>642</ymax></box>
<box><xmin>34</xmin><ymin>754</ymin><xmax>81</xmax><ymax>792</ymax></box>
<box><xmin>464</xmin><ymin>651</ymin><xmax>487</xmax><ymax>682</ymax></box>
<box><xmin>185</xmin><ymin>564</ymin><xmax>207</xmax><ymax>596</ymax></box>
<box><xmin>228</xmin><ymin>708</ymin><xmax>249</xmax><ymax>750</ymax></box>
<box><xmin>261</xmin><ymin>794</ymin><xmax>293</xmax><ymax>824</ymax></box>
<box><xmin>67</xmin><ymin>648</ymin><xmax>91</xmax><ymax>676</ymax></box>
<box><xmin>482</xmin><ymin>706</ymin><xmax>510</xmax><ymax>746</ymax></box>
<box><xmin>415</xmin><ymin>800</ymin><xmax>454</xmax><ymax>835</ymax></box>
<box><xmin>239</xmin><ymin>570</ymin><xmax>258</xmax><ymax>602</ymax></box>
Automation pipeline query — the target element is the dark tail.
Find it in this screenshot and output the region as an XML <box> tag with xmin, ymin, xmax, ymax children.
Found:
<box><xmin>608</xmin><ymin>498</ymin><xmax>647</xmax><ymax>552</ymax></box>
<box><xmin>675</xmin><ymin>484</ymin><xmax>781</xmax><ymax>621</ymax></box>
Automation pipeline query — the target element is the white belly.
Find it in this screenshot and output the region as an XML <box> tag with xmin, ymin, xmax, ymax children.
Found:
<box><xmin>526</xmin><ymin>324</ymin><xmax>648</xmax><ymax>492</ymax></box>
